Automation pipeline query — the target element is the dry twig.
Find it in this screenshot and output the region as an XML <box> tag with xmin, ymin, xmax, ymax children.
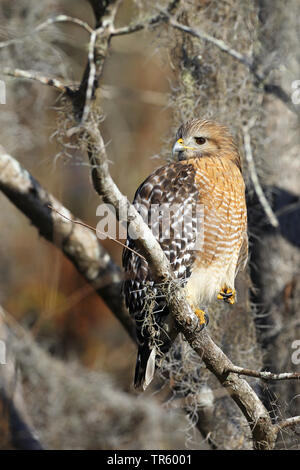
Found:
<box><xmin>242</xmin><ymin>119</ymin><xmax>279</xmax><ymax>228</ymax></box>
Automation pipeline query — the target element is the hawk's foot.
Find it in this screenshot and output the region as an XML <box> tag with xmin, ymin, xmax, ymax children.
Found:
<box><xmin>194</xmin><ymin>309</ymin><xmax>209</xmax><ymax>331</ymax></box>
<box><xmin>217</xmin><ymin>286</ymin><xmax>236</xmax><ymax>305</ymax></box>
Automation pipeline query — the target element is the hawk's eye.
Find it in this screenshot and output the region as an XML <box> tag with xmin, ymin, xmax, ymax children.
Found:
<box><xmin>195</xmin><ymin>137</ymin><xmax>206</xmax><ymax>145</ymax></box>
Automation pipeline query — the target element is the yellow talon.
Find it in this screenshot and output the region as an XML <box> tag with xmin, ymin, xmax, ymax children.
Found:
<box><xmin>194</xmin><ymin>309</ymin><xmax>206</xmax><ymax>324</ymax></box>
<box><xmin>217</xmin><ymin>286</ymin><xmax>236</xmax><ymax>305</ymax></box>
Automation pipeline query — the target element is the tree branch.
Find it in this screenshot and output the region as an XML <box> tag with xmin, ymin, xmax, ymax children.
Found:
<box><xmin>226</xmin><ymin>365</ymin><xmax>300</xmax><ymax>381</ymax></box>
<box><xmin>1</xmin><ymin>67</ymin><xmax>71</xmax><ymax>94</ymax></box>
<box><xmin>168</xmin><ymin>19</ymin><xmax>300</xmax><ymax>118</ymax></box>
<box><xmin>275</xmin><ymin>416</ymin><xmax>300</xmax><ymax>432</ymax></box>
<box><xmin>0</xmin><ymin>146</ymin><xmax>135</xmax><ymax>341</ymax></box>
<box><xmin>169</xmin><ymin>18</ymin><xmax>253</xmax><ymax>68</ymax></box>
<box><xmin>242</xmin><ymin>119</ymin><xmax>279</xmax><ymax>228</ymax></box>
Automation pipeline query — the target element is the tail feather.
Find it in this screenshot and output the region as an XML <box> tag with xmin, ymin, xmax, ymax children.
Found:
<box><xmin>134</xmin><ymin>345</ymin><xmax>156</xmax><ymax>390</ymax></box>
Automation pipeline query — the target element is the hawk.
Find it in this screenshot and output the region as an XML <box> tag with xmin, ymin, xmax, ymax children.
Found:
<box><xmin>122</xmin><ymin>119</ymin><xmax>248</xmax><ymax>390</ymax></box>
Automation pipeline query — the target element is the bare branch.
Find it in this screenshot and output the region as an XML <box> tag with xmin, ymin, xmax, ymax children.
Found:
<box><xmin>1</xmin><ymin>67</ymin><xmax>71</xmax><ymax>94</ymax></box>
<box><xmin>226</xmin><ymin>365</ymin><xmax>300</xmax><ymax>381</ymax></box>
<box><xmin>83</xmin><ymin>121</ymin><xmax>172</xmax><ymax>280</ymax></box>
<box><xmin>275</xmin><ymin>416</ymin><xmax>300</xmax><ymax>432</ymax></box>
<box><xmin>0</xmin><ymin>15</ymin><xmax>93</xmax><ymax>49</ymax></box>
<box><xmin>81</xmin><ymin>27</ymin><xmax>103</xmax><ymax>123</ymax></box>
<box><xmin>111</xmin><ymin>11</ymin><xmax>168</xmax><ymax>37</ymax></box>
<box><xmin>172</xmin><ymin>320</ymin><xmax>277</xmax><ymax>449</ymax></box>
<box><xmin>33</xmin><ymin>15</ymin><xmax>93</xmax><ymax>35</ymax></box>
<box><xmin>243</xmin><ymin>120</ymin><xmax>279</xmax><ymax>228</ymax></box>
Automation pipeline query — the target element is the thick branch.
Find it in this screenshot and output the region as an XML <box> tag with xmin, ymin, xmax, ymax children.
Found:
<box><xmin>167</xmin><ymin>297</ymin><xmax>278</xmax><ymax>450</ymax></box>
<box><xmin>85</xmin><ymin>122</ymin><xmax>172</xmax><ymax>281</ymax></box>
<box><xmin>0</xmin><ymin>146</ymin><xmax>135</xmax><ymax>341</ymax></box>
<box><xmin>169</xmin><ymin>18</ymin><xmax>253</xmax><ymax>68</ymax></box>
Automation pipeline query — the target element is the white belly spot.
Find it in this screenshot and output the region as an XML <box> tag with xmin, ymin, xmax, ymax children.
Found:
<box><xmin>184</xmin><ymin>260</ymin><xmax>237</xmax><ymax>308</ymax></box>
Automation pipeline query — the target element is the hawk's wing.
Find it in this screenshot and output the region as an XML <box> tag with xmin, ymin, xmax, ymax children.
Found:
<box><xmin>123</xmin><ymin>161</ymin><xmax>200</xmax><ymax>316</ymax></box>
<box><xmin>122</xmin><ymin>161</ymin><xmax>200</xmax><ymax>388</ymax></box>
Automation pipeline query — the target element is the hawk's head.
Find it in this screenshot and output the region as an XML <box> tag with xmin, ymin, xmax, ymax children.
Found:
<box><xmin>172</xmin><ymin>119</ymin><xmax>241</xmax><ymax>170</ymax></box>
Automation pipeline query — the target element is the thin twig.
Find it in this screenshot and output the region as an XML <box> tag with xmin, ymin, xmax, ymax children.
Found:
<box><xmin>48</xmin><ymin>204</ymin><xmax>146</xmax><ymax>261</ymax></box>
<box><xmin>1</xmin><ymin>67</ymin><xmax>71</xmax><ymax>93</ymax></box>
<box><xmin>81</xmin><ymin>28</ymin><xmax>102</xmax><ymax>123</ymax></box>
<box><xmin>34</xmin><ymin>15</ymin><xmax>93</xmax><ymax>34</ymax></box>
<box><xmin>169</xmin><ymin>18</ymin><xmax>253</xmax><ymax>69</ymax></box>
<box><xmin>226</xmin><ymin>365</ymin><xmax>300</xmax><ymax>381</ymax></box>
<box><xmin>243</xmin><ymin>120</ymin><xmax>279</xmax><ymax>228</ymax></box>
<box><xmin>275</xmin><ymin>416</ymin><xmax>300</xmax><ymax>431</ymax></box>
<box><xmin>0</xmin><ymin>15</ymin><xmax>93</xmax><ymax>49</ymax></box>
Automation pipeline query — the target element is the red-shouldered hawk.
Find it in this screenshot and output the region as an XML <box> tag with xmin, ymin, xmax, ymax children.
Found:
<box><xmin>123</xmin><ymin>119</ymin><xmax>248</xmax><ymax>390</ymax></box>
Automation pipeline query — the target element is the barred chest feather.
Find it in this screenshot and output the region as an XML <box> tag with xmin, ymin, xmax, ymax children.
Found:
<box><xmin>184</xmin><ymin>156</ymin><xmax>247</xmax><ymax>307</ymax></box>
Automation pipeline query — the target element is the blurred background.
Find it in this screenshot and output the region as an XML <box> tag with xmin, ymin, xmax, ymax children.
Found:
<box><xmin>0</xmin><ymin>0</ymin><xmax>300</xmax><ymax>450</ymax></box>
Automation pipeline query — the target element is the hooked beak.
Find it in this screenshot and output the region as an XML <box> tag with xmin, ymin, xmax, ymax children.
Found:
<box><xmin>172</xmin><ymin>138</ymin><xmax>185</xmax><ymax>156</ymax></box>
<box><xmin>172</xmin><ymin>138</ymin><xmax>196</xmax><ymax>159</ymax></box>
